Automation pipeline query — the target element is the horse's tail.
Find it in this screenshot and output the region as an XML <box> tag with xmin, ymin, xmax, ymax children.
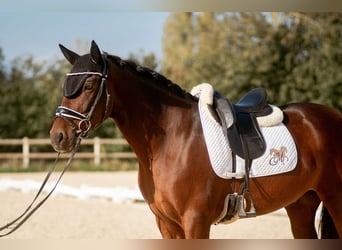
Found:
<box><xmin>320</xmin><ymin>205</ymin><xmax>339</xmax><ymax>238</ymax></box>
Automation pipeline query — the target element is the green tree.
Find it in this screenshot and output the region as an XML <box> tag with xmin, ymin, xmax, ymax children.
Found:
<box><xmin>161</xmin><ymin>12</ymin><xmax>342</xmax><ymax>111</ymax></box>
<box><xmin>0</xmin><ymin>56</ymin><xmax>63</xmax><ymax>138</ymax></box>
<box><xmin>162</xmin><ymin>12</ymin><xmax>195</xmax><ymax>88</ymax></box>
<box><xmin>161</xmin><ymin>13</ymin><xmax>275</xmax><ymax>101</ymax></box>
<box><xmin>281</xmin><ymin>13</ymin><xmax>341</xmax><ymax>108</ymax></box>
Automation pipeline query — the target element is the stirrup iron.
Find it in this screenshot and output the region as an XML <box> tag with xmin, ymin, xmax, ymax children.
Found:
<box><xmin>237</xmin><ymin>192</ymin><xmax>256</xmax><ymax>218</ymax></box>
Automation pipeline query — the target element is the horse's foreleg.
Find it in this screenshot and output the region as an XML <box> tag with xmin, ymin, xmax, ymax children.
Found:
<box><xmin>182</xmin><ymin>211</ymin><xmax>211</xmax><ymax>239</ymax></box>
<box><xmin>155</xmin><ymin>215</ymin><xmax>185</xmax><ymax>239</ymax></box>
<box><xmin>285</xmin><ymin>191</ymin><xmax>321</xmax><ymax>238</ymax></box>
<box><xmin>155</xmin><ymin>214</ymin><xmax>210</xmax><ymax>239</ymax></box>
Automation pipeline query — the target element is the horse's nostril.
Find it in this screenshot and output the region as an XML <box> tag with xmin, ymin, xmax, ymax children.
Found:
<box><xmin>58</xmin><ymin>132</ymin><xmax>64</xmax><ymax>143</ymax></box>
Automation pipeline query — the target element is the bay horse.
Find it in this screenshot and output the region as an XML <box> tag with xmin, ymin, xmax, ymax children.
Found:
<box><xmin>50</xmin><ymin>41</ymin><xmax>342</xmax><ymax>239</ymax></box>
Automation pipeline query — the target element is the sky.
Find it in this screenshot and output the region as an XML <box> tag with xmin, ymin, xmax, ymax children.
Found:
<box><xmin>0</xmin><ymin>0</ymin><xmax>339</xmax><ymax>67</ymax></box>
<box><xmin>0</xmin><ymin>11</ymin><xmax>169</xmax><ymax>66</ymax></box>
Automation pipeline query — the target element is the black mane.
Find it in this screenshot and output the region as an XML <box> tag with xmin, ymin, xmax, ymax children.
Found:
<box><xmin>105</xmin><ymin>54</ymin><xmax>197</xmax><ymax>101</ymax></box>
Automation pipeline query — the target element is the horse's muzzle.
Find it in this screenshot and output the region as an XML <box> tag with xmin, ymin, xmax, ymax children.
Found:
<box><xmin>50</xmin><ymin>119</ymin><xmax>77</xmax><ymax>153</ymax></box>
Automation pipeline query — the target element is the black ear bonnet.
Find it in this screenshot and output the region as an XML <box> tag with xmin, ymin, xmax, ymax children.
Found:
<box><xmin>63</xmin><ymin>54</ymin><xmax>104</xmax><ymax>98</ymax></box>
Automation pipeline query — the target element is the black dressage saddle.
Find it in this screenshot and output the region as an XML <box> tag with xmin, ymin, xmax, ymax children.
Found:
<box><xmin>213</xmin><ymin>88</ymin><xmax>271</xmax><ymax>220</ymax></box>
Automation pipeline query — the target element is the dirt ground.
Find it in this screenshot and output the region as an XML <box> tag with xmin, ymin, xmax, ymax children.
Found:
<box><xmin>0</xmin><ymin>171</ymin><xmax>295</xmax><ymax>239</ymax></box>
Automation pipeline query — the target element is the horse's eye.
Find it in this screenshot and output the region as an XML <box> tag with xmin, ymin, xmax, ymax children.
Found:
<box><xmin>84</xmin><ymin>83</ymin><xmax>93</xmax><ymax>91</ymax></box>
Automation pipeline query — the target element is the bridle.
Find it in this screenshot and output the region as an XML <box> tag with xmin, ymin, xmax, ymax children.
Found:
<box><xmin>55</xmin><ymin>56</ymin><xmax>110</xmax><ymax>137</ymax></box>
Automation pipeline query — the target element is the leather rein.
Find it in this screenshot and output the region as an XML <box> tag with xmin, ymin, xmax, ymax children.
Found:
<box><xmin>0</xmin><ymin>56</ymin><xmax>110</xmax><ymax>237</ymax></box>
<box><xmin>0</xmin><ymin>139</ymin><xmax>80</xmax><ymax>237</ymax></box>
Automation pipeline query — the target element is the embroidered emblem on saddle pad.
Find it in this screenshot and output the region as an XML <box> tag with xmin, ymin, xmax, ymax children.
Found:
<box><xmin>191</xmin><ymin>83</ymin><xmax>298</xmax><ymax>179</ymax></box>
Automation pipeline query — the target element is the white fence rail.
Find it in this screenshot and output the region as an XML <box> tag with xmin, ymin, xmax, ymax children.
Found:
<box><xmin>0</xmin><ymin>137</ymin><xmax>136</xmax><ymax>167</ymax></box>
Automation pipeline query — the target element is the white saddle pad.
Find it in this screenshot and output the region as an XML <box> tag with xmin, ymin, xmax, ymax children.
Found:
<box><xmin>192</xmin><ymin>83</ymin><xmax>298</xmax><ymax>179</ymax></box>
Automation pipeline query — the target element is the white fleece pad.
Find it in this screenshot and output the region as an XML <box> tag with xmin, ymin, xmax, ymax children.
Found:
<box><xmin>191</xmin><ymin>83</ymin><xmax>298</xmax><ymax>179</ymax></box>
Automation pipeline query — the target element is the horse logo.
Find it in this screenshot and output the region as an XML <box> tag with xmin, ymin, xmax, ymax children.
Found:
<box><xmin>269</xmin><ymin>146</ymin><xmax>288</xmax><ymax>166</ymax></box>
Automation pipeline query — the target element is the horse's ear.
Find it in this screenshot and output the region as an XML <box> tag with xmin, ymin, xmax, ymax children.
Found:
<box><xmin>59</xmin><ymin>44</ymin><xmax>80</xmax><ymax>65</ymax></box>
<box><xmin>90</xmin><ymin>40</ymin><xmax>102</xmax><ymax>65</ymax></box>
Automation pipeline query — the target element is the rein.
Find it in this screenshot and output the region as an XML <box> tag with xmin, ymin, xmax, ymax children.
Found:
<box><xmin>0</xmin><ymin>136</ymin><xmax>82</xmax><ymax>237</ymax></box>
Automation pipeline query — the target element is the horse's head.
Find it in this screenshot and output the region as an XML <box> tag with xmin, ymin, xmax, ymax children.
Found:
<box><xmin>50</xmin><ymin>41</ymin><xmax>111</xmax><ymax>153</ymax></box>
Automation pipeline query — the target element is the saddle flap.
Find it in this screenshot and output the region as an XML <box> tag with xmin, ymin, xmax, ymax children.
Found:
<box><xmin>227</xmin><ymin>112</ymin><xmax>266</xmax><ymax>160</ymax></box>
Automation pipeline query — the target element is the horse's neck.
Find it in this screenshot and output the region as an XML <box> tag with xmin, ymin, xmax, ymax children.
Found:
<box><xmin>108</xmin><ymin>64</ymin><xmax>195</xmax><ymax>167</ymax></box>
